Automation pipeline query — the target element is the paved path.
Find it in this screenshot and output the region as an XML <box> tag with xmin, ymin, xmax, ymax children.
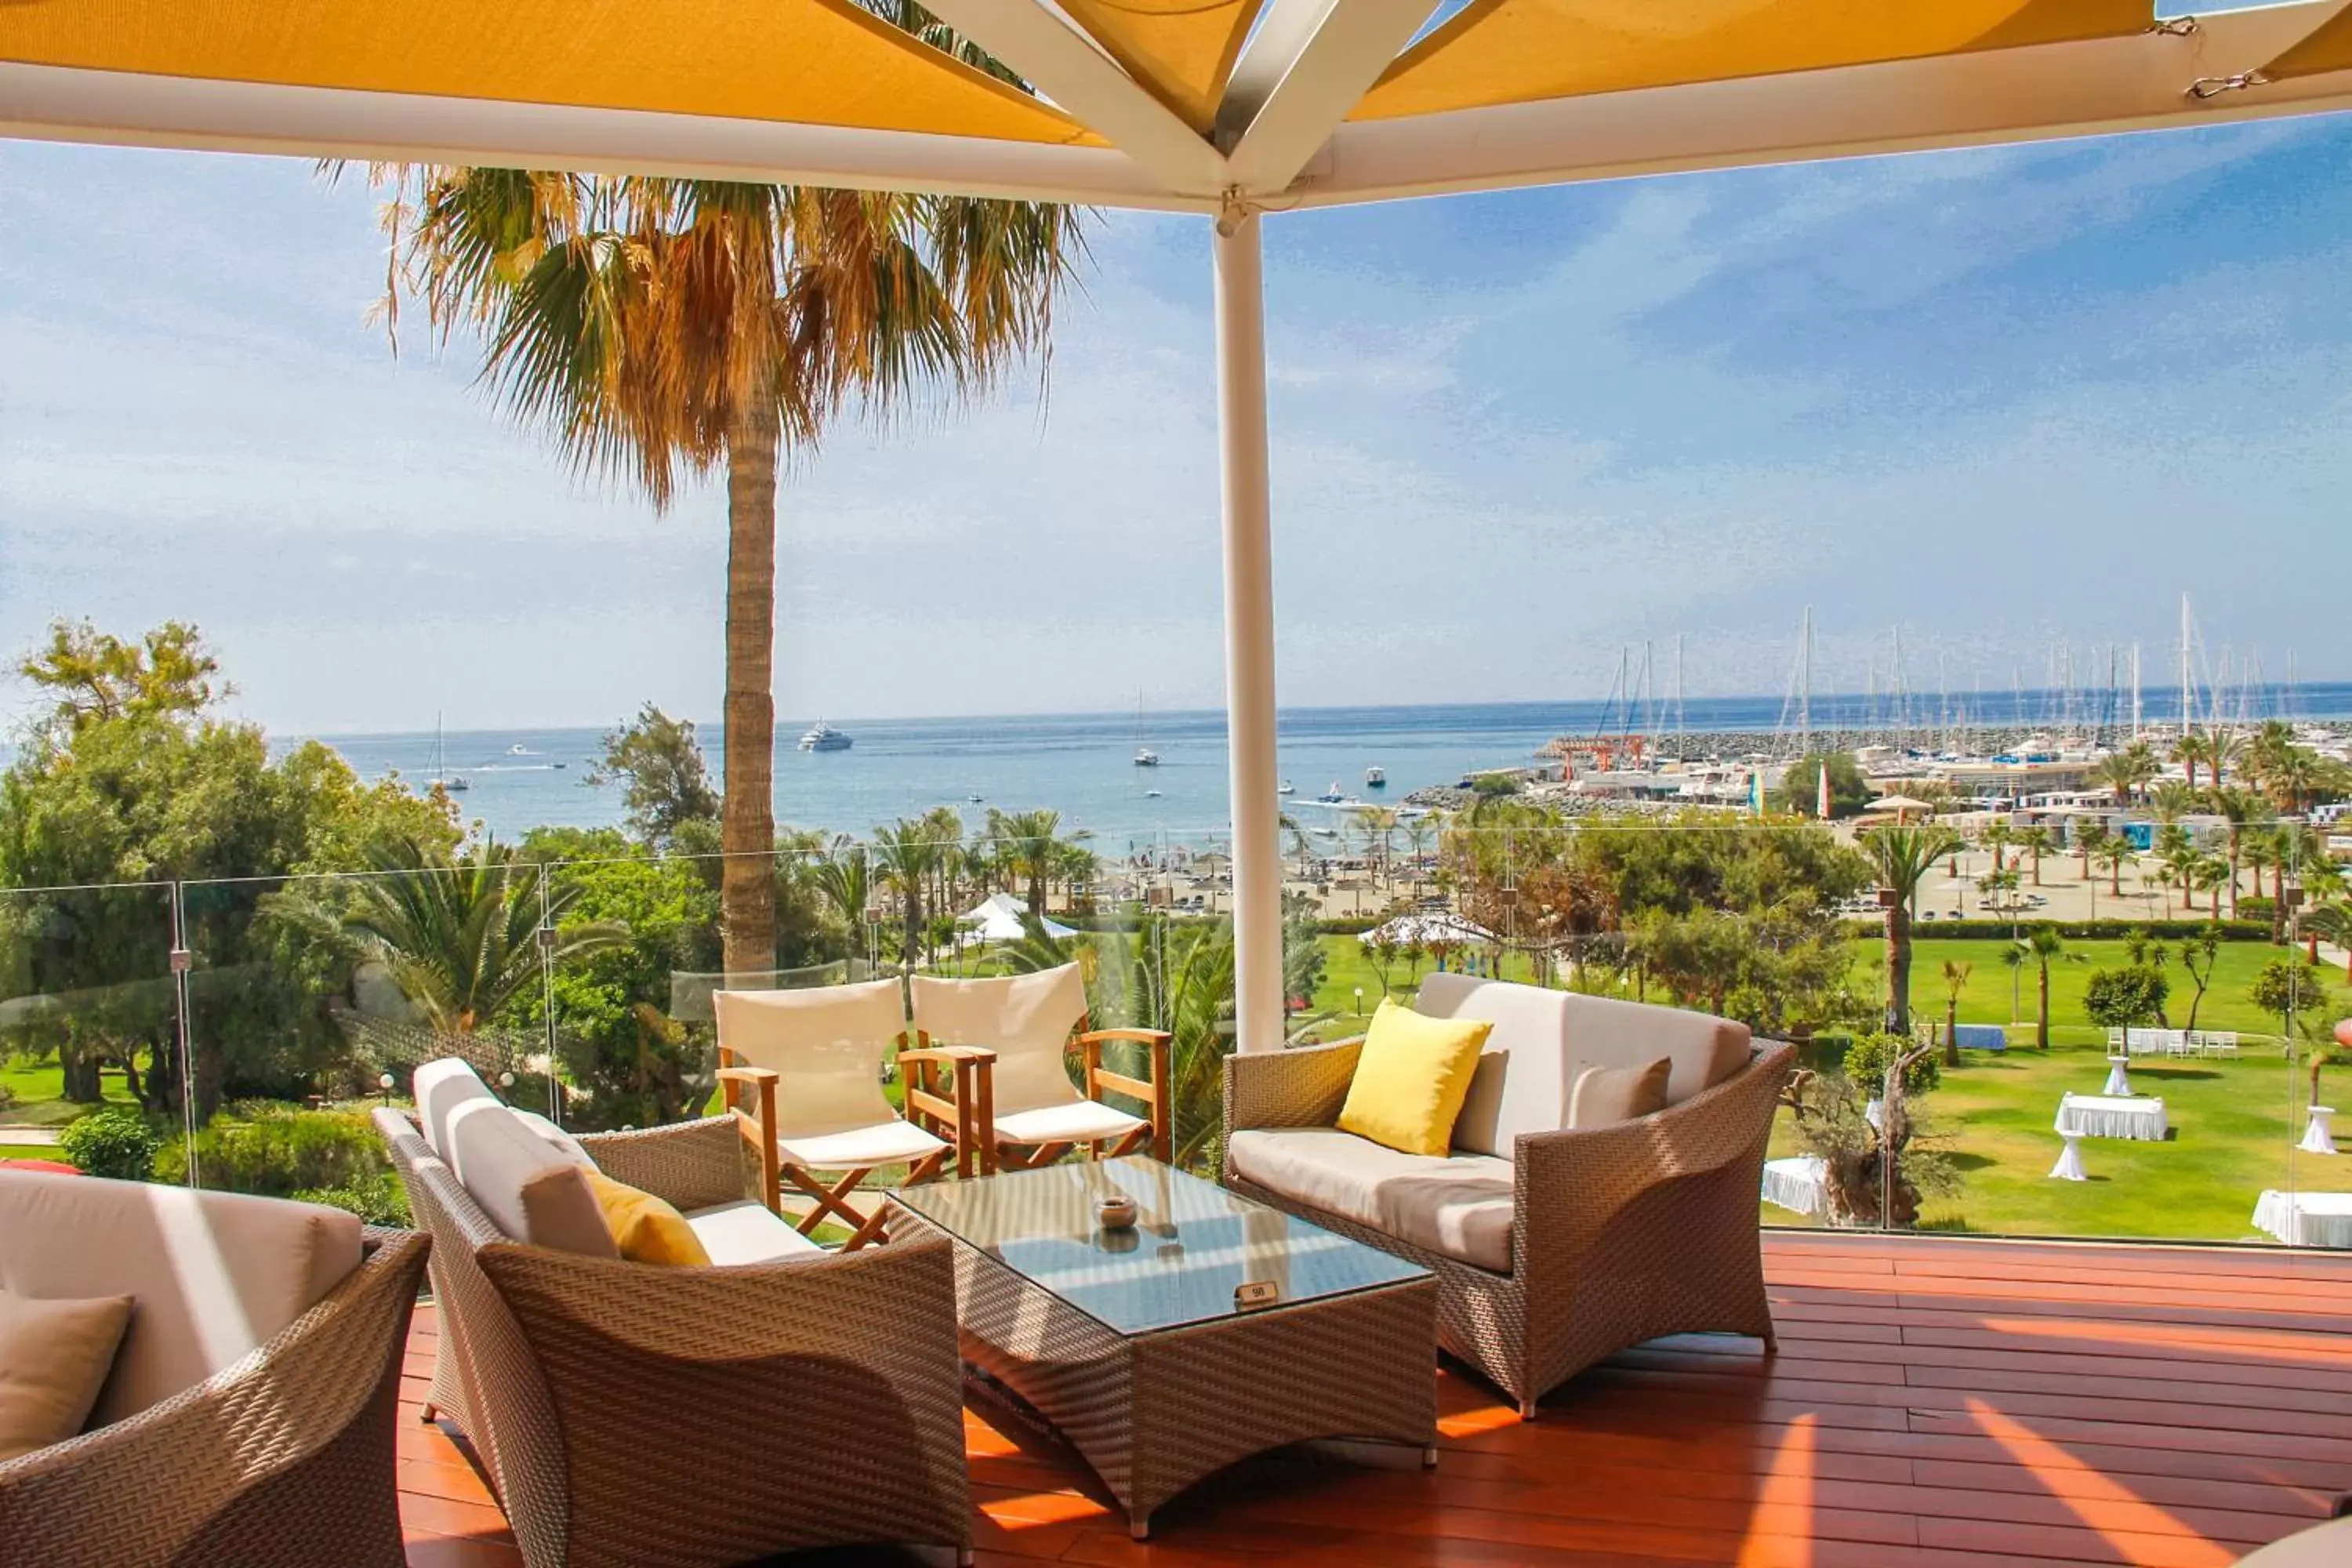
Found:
<box><xmin>0</xmin><ymin>1127</ymin><xmax>63</xmax><ymax>1146</ymax></box>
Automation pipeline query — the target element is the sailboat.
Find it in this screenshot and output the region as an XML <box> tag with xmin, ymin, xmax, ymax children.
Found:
<box><xmin>430</xmin><ymin>715</ymin><xmax>470</xmax><ymax>793</ymax></box>
<box><xmin>1132</xmin><ymin>691</ymin><xmax>1160</xmax><ymax>767</ymax></box>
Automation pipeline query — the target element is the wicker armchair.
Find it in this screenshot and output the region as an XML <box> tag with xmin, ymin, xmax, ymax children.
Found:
<box><xmin>0</xmin><ymin>1225</ymin><xmax>430</xmax><ymax>1568</ymax></box>
<box><xmin>379</xmin><ymin>1109</ymin><xmax>973</xmax><ymax>1567</ymax></box>
<box><xmin>1223</xmin><ymin>1033</ymin><xmax>1795</xmax><ymax>1418</ymax></box>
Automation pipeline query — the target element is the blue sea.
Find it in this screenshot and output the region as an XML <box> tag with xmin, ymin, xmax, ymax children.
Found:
<box><xmin>302</xmin><ymin>684</ymin><xmax>2352</xmax><ymax>850</ymax></box>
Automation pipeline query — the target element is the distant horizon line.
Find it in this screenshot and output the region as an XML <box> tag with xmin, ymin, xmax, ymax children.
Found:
<box><xmin>289</xmin><ymin>681</ymin><xmax>2352</xmax><ymax>742</ymax></box>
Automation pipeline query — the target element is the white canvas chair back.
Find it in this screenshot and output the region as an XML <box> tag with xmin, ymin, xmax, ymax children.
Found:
<box><xmin>908</xmin><ymin>964</ymin><xmax>1090</xmax><ymax>1116</ymax></box>
<box><xmin>714</xmin><ymin>978</ymin><xmax>907</xmax><ymax>1140</ymax></box>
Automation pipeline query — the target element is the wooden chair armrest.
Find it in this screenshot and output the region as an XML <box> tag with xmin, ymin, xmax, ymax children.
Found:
<box><xmin>1080</xmin><ymin>1029</ymin><xmax>1174</xmax><ymax>1163</ymax></box>
<box><xmin>896</xmin><ymin>1045</ymin><xmax>996</xmax><ymax>1066</ymax></box>
<box><xmin>898</xmin><ymin>1046</ymin><xmax>996</xmax><ymax>1177</ymax></box>
<box><xmin>706</xmin><ymin>1069</ymin><xmax>781</xmax><ymax>1215</ymax></box>
<box><xmin>715</xmin><ymin>1065</ymin><xmax>779</xmax><ymax>1084</ymax></box>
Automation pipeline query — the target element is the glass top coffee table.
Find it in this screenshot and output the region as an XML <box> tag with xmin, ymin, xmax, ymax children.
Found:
<box><xmin>889</xmin><ymin>1156</ymin><xmax>1437</xmax><ymax>1539</ymax></box>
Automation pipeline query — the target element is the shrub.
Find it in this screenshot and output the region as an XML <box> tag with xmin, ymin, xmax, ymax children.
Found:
<box><xmin>58</xmin><ymin>1107</ymin><xmax>165</xmax><ymax>1181</ymax></box>
<box><xmin>294</xmin><ymin>1171</ymin><xmax>411</xmax><ymax>1226</ymax></box>
<box><xmin>1840</xmin><ymin>1031</ymin><xmax>1939</xmax><ymax>1098</ymax></box>
<box><xmin>162</xmin><ymin>1107</ymin><xmax>390</xmax><ymax>1200</ymax></box>
<box><xmin>2236</xmin><ymin>896</ymin><xmax>2278</xmax><ymax>927</ymax></box>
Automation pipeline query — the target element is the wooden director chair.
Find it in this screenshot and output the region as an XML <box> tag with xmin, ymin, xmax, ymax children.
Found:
<box><xmin>905</xmin><ymin>964</ymin><xmax>1173</xmax><ymax>1177</ymax></box>
<box><xmin>713</xmin><ymin>977</ymin><xmax>948</xmax><ymax>1250</ymax></box>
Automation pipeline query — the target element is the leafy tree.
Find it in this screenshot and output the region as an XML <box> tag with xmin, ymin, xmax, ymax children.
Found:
<box><xmin>2083</xmin><ymin>965</ymin><xmax>2169</xmax><ymax>1030</ymax></box>
<box><xmin>367</xmin><ymin>28</ymin><xmax>1087</xmax><ymax>982</ymax></box>
<box><xmin>1281</xmin><ymin>891</ymin><xmax>1325</xmax><ymax>1014</ymax></box>
<box><xmin>587</xmin><ymin>703</ymin><xmax>720</xmax><ymax>850</ymax></box>
<box><xmin>1</xmin><ymin>623</ymin><xmax>457</xmax><ymax>1120</ymax></box>
<box><xmin>1770</xmin><ymin>753</ymin><xmax>1869</xmax><ymax>819</ymax></box>
<box><xmin>2176</xmin><ymin>924</ymin><xmax>2224</xmax><ymax>1033</ymax></box>
<box><xmin>2249</xmin><ymin>956</ymin><xmax>2339</xmax><ymax>1105</ymax></box>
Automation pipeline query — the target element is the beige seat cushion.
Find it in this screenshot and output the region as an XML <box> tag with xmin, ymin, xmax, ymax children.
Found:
<box><xmin>1568</xmin><ymin>1058</ymin><xmax>1672</xmax><ymax>1129</ymax></box>
<box><xmin>991</xmin><ymin>1099</ymin><xmax>1145</xmax><ymax>1149</ymax></box>
<box><xmin>413</xmin><ymin>1058</ymin><xmax>502</xmax><ymax>1156</ymax></box>
<box><xmin>0</xmin><ymin>1288</ymin><xmax>132</xmax><ymax>1461</ymax></box>
<box><xmin>774</xmin><ymin>1119</ymin><xmax>946</xmax><ymax>1171</ymax></box>
<box><xmin>445</xmin><ymin>1102</ymin><xmax>615</xmax><ymax>1258</ymax></box>
<box><xmin>1228</xmin><ymin>1127</ymin><xmax>1514</xmax><ymax>1273</ymax></box>
<box><xmin>684</xmin><ymin>1200</ymin><xmax>826</xmax><ymax>1267</ymax></box>
<box><xmin>1417</xmin><ymin>973</ymin><xmax>1751</xmax><ymax>1156</ymax></box>
<box><xmin>0</xmin><ymin>1171</ymin><xmax>363</xmax><ymax>1424</ymax></box>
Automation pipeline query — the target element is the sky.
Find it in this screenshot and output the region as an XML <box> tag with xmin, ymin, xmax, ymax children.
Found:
<box><xmin>4</xmin><ymin>100</ymin><xmax>2350</xmax><ymax>736</ymax></box>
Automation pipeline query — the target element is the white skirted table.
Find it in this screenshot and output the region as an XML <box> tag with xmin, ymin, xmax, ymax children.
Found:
<box><xmin>2049</xmin><ymin>1132</ymin><xmax>2089</xmax><ymax>1181</ymax></box>
<box><xmin>1761</xmin><ymin>1155</ymin><xmax>1829</xmax><ymax>1218</ymax></box>
<box><xmin>2252</xmin><ymin>1190</ymin><xmax>2352</xmax><ymax>1248</ymax></box>
<box><xmin>2056</xmin><ymin>1093</ymin><xmax>2168</xmax><ymax>1142</ymax></box>
<box><xmin>2299</xmin><ymin>1106</ymin><xmax>2338</xmax><ymax>1156</ymax></box>
<box><xmin>2102</xmin><ymin>1055</ymin><xmax>2133</xmax><ymax>1097</ymax></box>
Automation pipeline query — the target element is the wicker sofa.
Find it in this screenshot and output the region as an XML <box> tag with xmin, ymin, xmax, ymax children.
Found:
<box><xmin>0</xmin><ymin>1170</ymin><xmax>430</xmax><ymax>1568</ymax></box>
<box><xmin>1223</xmin><ymin>973</ymin><xmax>1795</xmax><ymax>1418</ymax></box>
<box><xmin>379</xmin><ymin>1060</ymin><xmax>973</xmax><ymax>1568</ymax></box>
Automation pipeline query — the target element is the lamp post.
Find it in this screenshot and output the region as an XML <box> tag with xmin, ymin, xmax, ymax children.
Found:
<box><xmin>377</xmin><ymin>1072</ymin><xmax>394</xmax><ymax>1109</ymax></box>
<box><xmin>1353</xmin><ymin>986</ymin><xmax>1364</xmax><ymax>1018</ymax></box>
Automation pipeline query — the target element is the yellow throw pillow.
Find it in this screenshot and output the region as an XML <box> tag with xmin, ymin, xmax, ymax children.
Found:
<box><xmin>1336</xmin><ymin>1000</ymin><xmax>1494</xmax><ymax>1157</ymax></box>
<box><xmin>582</xmin><ymin>1170</ymin><xmax>711</xmax><ymax>1267</ymax></box>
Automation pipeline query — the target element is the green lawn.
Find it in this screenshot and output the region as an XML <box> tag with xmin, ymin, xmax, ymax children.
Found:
<box><xmin>1893</xmin><ymin>935</ymin><xmax>2325</xmax><ymax>1044</ymax></box>
<box><xmin>0</xmin><ymin>1058</ymin><xmax>137</xmax><ymax>1127</ymax></box>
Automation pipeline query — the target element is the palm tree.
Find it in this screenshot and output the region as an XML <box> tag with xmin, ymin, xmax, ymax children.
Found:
<box><xmin>2170</xmin><ymin>732</ymin><xmax>2212</xmax><ymax>793</ymax></box>
<box><xmin>873</xmin><ymin>819</ymin><xmax>944</xmax><ymax>975</ymax></box>
<box><xmin>2074</xmin><ymin>818</ymin><xmax>2109</xmax><ymax>881</ymax></box>
<box><xmin>1863</xmin><ymin>824</ymin><xmax>1962</xmax><ymax>1034</ymax></box>
<box><xmin>2014</xmin><ymin>826</ymin><xmax>2053</xmax><ymax>887</ymax></box>
<box><xmin>990</xmin><ymin>808</ymin><xmax>1077</xmax><ymax>919</ymax></box>
<box><xmin>2016</xmin><ymin>926</ymin><xmax>2074</xmax><ymax>1049</ymax></box>
<box><xmin>2205</xmin><ymin>786</ymin><xmax>2270</xmax><ymax>918</ymax></box>
<box><xmin>2209</xmin><ymin>731</ymin><xmax>2245</xmax><ymax>791</ymax></box>
<box><xmin>2306</xmin><ymin>903</ymin><xmax>2352</xmax><ymax>983</ymax></box>
<box><xmin>1982</xmin><ymin>821</ymin><xmax>2014</xmax><ymax>873</ymax></box>
<box><xmin>2093</xmin><ymin>835</ymin><xmax>2137</xmax><ymax>899</ymax></box>
<box><xmin>1353</xmin><ymin>808</ymin><xmax>1399</xmax><ymax>900</ymax></box>
<box><xmin>1402</xmin><ymin>815</ymin><xmax>1438</xmax><ymax>901</ymax></box>
<box><xmin>811</xmin><ymin>837</ymin><xmax>872</xmax><ymax>931</ymax></box>
<box><xmin>1940</xmin><ymin>959</ymin><xmax>1973</xmax><ymax>1068</ymax></box>
<box><xmin>2149</xmin><ymin>780</ymin><xmax>2198</xmax><ymax>825</ymax></box>
<box><xmin>278</xmin><ymin>836</ymin><xmax>627</xmax><ymax>1034</ymax></box>
<box><xmin>365</xmin><ymin>54</ymin><xmax>1085</xmax><ymax>982</ymax></box>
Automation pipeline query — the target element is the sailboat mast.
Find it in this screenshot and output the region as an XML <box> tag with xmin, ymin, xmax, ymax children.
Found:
<box><xmin>1799</xmin><ymin>608</ymin><xmax>1813</xmax><ymax>756</ymax></box>
<box><xmin>2180</xmin><ymin>593</ymin><xmax>2194</xmax><ymax>738</ymax></box>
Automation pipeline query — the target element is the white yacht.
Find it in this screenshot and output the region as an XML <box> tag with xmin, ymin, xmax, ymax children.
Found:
<box><xmin>797</xmin><ymin>720</ymin><xmax>852</xmax><ymax>753</ymax></box>
<box><xmin>1276</xmin><ymin>779</ymin><xmax>1295</xmax><ymax>796</ymax></box>
<box><xmin>1364</xmin><ymin>766</ymin><xmax>1387</xmax><ymax>789</ymax></box>
<box><xmin>1134</xmin><ymin>746</ymin><xmax>1160</xmax><ymax>768</ymax></box>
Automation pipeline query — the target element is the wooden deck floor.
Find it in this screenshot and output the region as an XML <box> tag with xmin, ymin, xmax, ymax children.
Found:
<box><xmin>400</xmin><ymin>1231</ymin><xmax>2352</xmax><ymax>1566</ymax></box>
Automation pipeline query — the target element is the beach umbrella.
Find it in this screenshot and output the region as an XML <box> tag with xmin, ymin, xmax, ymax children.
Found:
<box><xmin>1360</xmin><ymin>913</ymin><xmax>1498</xmax><ymax>949</ymax></box>
<box><xmin>13</xmin><ymin>0</ymin><xmax>2350</xmax><ymax>1058</ymax></box>
<box><xmin>1869</xmin><ymin>795</ymin><xmax>1937</xmax><ymax>819</ymax></box>
<box><xmin>959</xmin><ymin>891</ymin><xmax>1076</xmax><ymax>945</ymax></box>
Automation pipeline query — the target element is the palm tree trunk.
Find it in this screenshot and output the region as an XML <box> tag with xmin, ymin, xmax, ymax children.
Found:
<box><xmin>2037</xmin><ymin>964</ymin><xmax>2051</xmax><ymax>1049</ymax></box>
<box><xmin>720</xmin><ymin>406</ymin><xmax>780</xmax><ymax>978</ymax></box>
<box><xmin>1886</xmin><ymin>902</ymin><xmax>1911</xmax><ymax>1035</ymax></box>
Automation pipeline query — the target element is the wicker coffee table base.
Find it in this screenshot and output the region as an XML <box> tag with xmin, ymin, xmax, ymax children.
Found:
<box><xmin>890</xmin><ymin>1205</ymin><xmax>1439</xmax><ymax>1538</ymax></box>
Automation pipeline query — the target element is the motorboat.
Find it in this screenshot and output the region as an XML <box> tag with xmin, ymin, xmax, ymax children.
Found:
<box><xmin>798</xmin><ymin>720</ymin><xmax>852</xmax><ymax>753</ymax></box>
<box><xmin>1276</xmin><ymin>779</ymin><xmax>1295</xmax><ymax>796</ymax></box>
<box><xmin>1365</xmin><ymin>766</ymin><xmax>1387</xmax><ymax>789</ymax></box>
<box><xmin>1134</xmin><ymin>747</ymin><xmax>1161</xmax><ymax>767</ymax></box>
<box><xmin>1316</xmin><ymin>782</ymin><xmax>1348</xmax><ymax>804</ymax></box>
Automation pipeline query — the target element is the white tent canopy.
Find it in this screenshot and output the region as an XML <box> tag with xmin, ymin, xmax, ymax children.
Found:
<box><xmin>13</xmin><ymin>1</ymin><xmax>2352</xmax><ymax>1052</ymax></box>
<box><xmin>1360</xmin><ymin>913</ymin><xmax>1499</xmax><ymax>950</ymax></box>
<box><xmin>959</xmin><ymin>891</ymin><xmax>1076</xmax><ymax>944</ymax></box>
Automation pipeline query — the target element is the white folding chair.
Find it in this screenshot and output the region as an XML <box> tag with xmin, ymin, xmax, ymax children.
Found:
<box><xmin>714</xmin><ymin>978</ymin><xmax>949</xmax><ymax>1250</ymax></box>
<box><xmin>906</xmin><ymin>964</ymin><xmax>1172</xmax><ymax>1176</ymax></box>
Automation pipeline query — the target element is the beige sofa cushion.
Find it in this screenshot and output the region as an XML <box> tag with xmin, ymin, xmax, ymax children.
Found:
<box><xmin>0</xmin><ymin>1288</ymin><xmax>132</xmax><ymax>1461</ymax></box>
<box><xmin>1417</xmin><ymin>973</ymin><xmax>1751</xmax><ymax>1156</ymax></box>
<box><xmin>0</xmin><ymin>1171</ymin><xmax>363</xmax><ymax>1425</ymax></box>
<box><xmin>684</xmin><ymin>1200</ymin><xmax>826</xmax><ymax>1266</ymax></box>
<box><xmin>414</xmin><ymin>1057</ymin><xmax>501</xmax><ymax>1156</ymax></box>
<box><xmin>445</xmin><ymin>1102</ymin><xmax>616</xmax><ymax>1258</ymax></box>
<box><xmin>1228</xmin><ymin>1127</ymin><xmax>1514</xmax><ymax>1273</ymax></box>
<box><xmin>1568</xmin><ymin>1058</ymin><xmax>1672</xmax><ymax>1129</ymax></box>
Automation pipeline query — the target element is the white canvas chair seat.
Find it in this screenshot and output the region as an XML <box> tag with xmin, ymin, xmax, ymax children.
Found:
<box><xmin>684</xmin><ymin>1200</ymin><xmax>826</xmax><ymax>1266</ymax></box>
<box><xmin>992</xmin><ymin>1099</ymin><xmax>1148</xmax><ymax>1149</ymax></box>
<box><xmin>714</xmin><ymin>978</ymin><xmax>946</xmax><ymax>1250</ymax></box>
<box><xmin>906</xmin><ymin>964</ymin><xmax>1172</xmax><ymax>1174</ymax></box>
<box><xmin>775</xmin><ymin>1120</ymin><xmax>947</xmax><ymax>1171</ymax></box>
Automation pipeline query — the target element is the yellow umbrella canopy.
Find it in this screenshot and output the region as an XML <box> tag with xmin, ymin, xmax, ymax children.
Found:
<box><xmin>1056</xmin><ymin>0</ymin><xmax>1265</xmax><ymax>132</ymax></box>
<box><xmin>2263</xmin><ymin>5</ymin><xmax>2352</xmax><ymax>82</ymax></box>
<box><xmin>0</xmin><ymin>0</ymin><xmax>1098</xmax><ymax>143</ymax></box>
<box><xmin>1352</xmin><ymin>0</ymin><xmax>2155</xmax><ymax>122</ymax></box>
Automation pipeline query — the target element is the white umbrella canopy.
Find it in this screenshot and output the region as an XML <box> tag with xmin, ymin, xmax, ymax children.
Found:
<box><xmin>959</xmin><ymin>891</ymin><xmax>1076</xmax><ymax>945</ymax></box>
<box><xmin>1360</xmin><ymin>913</ymin><xmax>1498</xmax><ymax>949</ymax></box>
<box><xmin>1868</xmin><ymin>794</ymin><xmax>1939</xmax><ymax>814</ymax></box>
